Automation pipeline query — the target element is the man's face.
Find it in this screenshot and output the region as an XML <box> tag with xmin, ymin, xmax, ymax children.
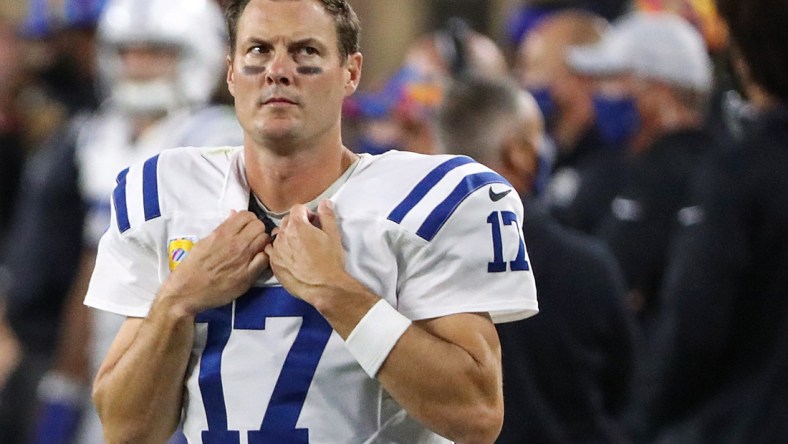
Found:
<box><xmin>227</xmin><ymin>0</ymin><xmax>361</xmax><ymax>147</ymax></box>
<box><xmin>517</xmin><ymin>29</ymin><xmax>564</xmax><ymax>90</ymax></box>
<box><xmin>118</xmin><ymin>44</ymin><xmax>179</xmax><ymax>82</ymax></box>
<box><xmin>517</xmin><ymin>25</ymin><xmax>592</xmax><ymax>134</ymax></box>
<box><xmin>107</xmin><ymin>43</ymin><xmax>182</xmax><ymax>115</ymax></box>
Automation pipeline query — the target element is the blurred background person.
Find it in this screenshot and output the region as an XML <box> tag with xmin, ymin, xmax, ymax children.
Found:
<box><xmin>436</xmin><ymin>74</ymin><xmax>638</xmax><ymax>444</ymax></box>
<box><xmin>1</xmin><ymin>0</ymin><xmax>109</xmax><ymax>249</ymax></box>
<box><xmin>2</xmin><ymin>0</ymin><xmax>114</xmax><ymax>231</ymax></box>
<box><xmin>633</xmin><ymin>0</ymin><xmax>788</xmax><ymax>441</ymax></box>
<box><xmin>514</xmin><ymin>9</ymin><xmax>632</xmax><ymax>228</ymax></box>
<box><xmin>346</xmin><ymin>17</ymin><xmax>510</xmax><ymax>156</ymax></box>
<box><xmin>19</xmin><ymin>0</ymin><xmax>105</xmax><ymax>115</ymax></box>
<box><xmin>632</xmin><ymin>0</ymin><xmax>739</xmax><ymax>147</ymax></box>
<box><xmin>0</xmin><ymin>0</ymin><xmax>241</xmax><ymax>443</ymax></box>
<box><xmin>515</xmin><ymin>9</ymin><xmax>608</xmax><ymax>171</ymax></box>
<box><xmin>0</xmin><ymin>1</ymin><xmax>109</xmax><ymax>441</ymax></box>
<box><xmin>566</xmin><ymin>11</ymin><xmax>715</xmax><ymax>331</ymax></box>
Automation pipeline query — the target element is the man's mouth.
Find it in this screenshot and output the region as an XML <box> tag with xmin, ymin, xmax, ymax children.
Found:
<box><xmin>263</xmin><ymin>97</ymin><xmax>297</xmax><ymax>106</ymax></box>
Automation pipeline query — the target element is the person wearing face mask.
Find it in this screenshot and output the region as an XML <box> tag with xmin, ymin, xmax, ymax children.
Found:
<box><xmin>565</xmin><ymin>11</ymin><xmax>716</xmax><ymax>331</ymax></box>
<box><xmin>0</xmin><ymin>2</ymin><xmax>109</xmax><ymax>441</ymax></box>
<box><xmin>516</xmin><ymin>9</ymin><xmax>608</xmax><ymax>165</ymax></box>
<box><xmin>436</xmin><ymin>73</ymin><xmax>638</xmax><ymax>444</ymax></box>
<box><xmin>515</xmin><ymin>9</ymin><xmax>630</xmax><ymax>233</ymax></box>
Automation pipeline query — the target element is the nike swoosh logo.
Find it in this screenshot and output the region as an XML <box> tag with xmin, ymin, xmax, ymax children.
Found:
<box><xmin>489</xmin><ymin>187</ymin><xmax>512</xmax><ymax>202</ymax></box>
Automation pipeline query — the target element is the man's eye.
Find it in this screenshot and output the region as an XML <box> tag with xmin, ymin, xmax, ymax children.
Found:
<box><xmin>299</xmin><ymin>46</ymin><xmax>319</xmax><ymax>56</ymax></box>
<box><xmin>250</xmin><ymin>46</ymin><xmax>269</xmax><ymax>55</ymax></box>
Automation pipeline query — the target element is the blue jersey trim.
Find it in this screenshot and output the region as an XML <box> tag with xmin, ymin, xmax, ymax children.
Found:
<box><xmin>387</xmin><ymin>156</ymin><xmax>474</xmax><ymax>224</ymax></box>
<box><xmin>142</xmin><ymin>155</ymin><xmax>161</xmax><ymax>221</ymax></box>
<box><xmin>416</xmin><ymin>172</ymin><xmax>511</xmax><ymax>241</ymax></box>
<box><xmin>113</xmin><ymin>168</ymin><xmax>131</xmax><ymax>233</ymax></box>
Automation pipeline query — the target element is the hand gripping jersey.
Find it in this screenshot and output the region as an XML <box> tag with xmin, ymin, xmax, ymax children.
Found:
<box><xmin>84</xmin><ymin>146</ymin><xmax>538</xmax><ymax>443</ymax></box>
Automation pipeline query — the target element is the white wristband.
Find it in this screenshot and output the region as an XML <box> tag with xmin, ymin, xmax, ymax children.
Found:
<box><xmin>345</xmin><ymin>299</ymin><xmax>412</xmax><ymax>378</ymax></box>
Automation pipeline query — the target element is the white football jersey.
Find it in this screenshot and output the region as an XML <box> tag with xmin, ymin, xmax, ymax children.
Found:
<box><xmin>77</xmin><ymin>105</ymin><xmax>243</xmax><ymax>247</ymax></box>
<box><xmin>85</xmin><ymin>146</ymin><xmax>538</xmax><ymax>444</ymax></box>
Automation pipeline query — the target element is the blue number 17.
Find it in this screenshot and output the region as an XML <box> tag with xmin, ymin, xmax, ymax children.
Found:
<box><xmin>195</xmin><ymin>287</ymin><xmax>332</xmax><ymax>443</ymax></box>
<box><xmin>487</xmin><ymin>210</ymin><xmax>530</xmax><ymax>273</ymax></box>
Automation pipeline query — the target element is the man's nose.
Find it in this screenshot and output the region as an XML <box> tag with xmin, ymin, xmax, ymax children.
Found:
<box><xmin>266</xmin><ymin>51</ymin><xmax>294</xmax><ymax>86</ymax></box>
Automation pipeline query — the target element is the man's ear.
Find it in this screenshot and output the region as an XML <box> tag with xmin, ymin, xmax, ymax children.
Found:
<box><xmin>226</xmin><ymin>55</ymin><xmax>236</xmax><ymax>97</ymax></box>
<box><xmin>344</xmin><ymin>52</ymin><xmax>363</xmax><ymax>96</ymax></box>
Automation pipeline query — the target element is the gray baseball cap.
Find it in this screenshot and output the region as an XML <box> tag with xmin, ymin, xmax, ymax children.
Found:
<box><xmin>566</xmin><ymin>11</ymin><xmax>713</xmax><ymax>92</ymax></box>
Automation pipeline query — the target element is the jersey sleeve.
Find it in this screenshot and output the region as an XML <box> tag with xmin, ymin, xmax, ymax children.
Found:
<box><xmin>394</xmin><ymin>173</ymin><xmax>538</xmax><ymax>324</ymax></box>
<box><xmin>83</xmin><ymin>162</ymin><xmax>163</xmax><ymax>318</ymax></box>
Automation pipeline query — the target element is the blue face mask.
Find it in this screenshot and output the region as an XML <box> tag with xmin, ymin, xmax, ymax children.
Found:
<box><xmin>529</xmin><ymin>87</ymin><xmax>557</xmax><ymax>126</ymax></box>
<box><xmin>592</xmin><ymin>94</ymin><xmax>640</xmax><ymax>147</ymax></box>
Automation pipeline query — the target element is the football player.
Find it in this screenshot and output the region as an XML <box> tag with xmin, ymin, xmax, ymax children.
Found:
<box><xmin>87</xmin><ymin>1</ymin><xmax>538</xmax><ymax>442</ymax></box>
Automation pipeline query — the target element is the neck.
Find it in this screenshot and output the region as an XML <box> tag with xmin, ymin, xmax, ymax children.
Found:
<box><xmin>489</xmin><ymin>157</ymin><xmax>528</xmax><ymax>198</ymax></box>
<box><xmin>245</xmin><ymin>137</ymin><xmax>357</xmax><ymax>213</ymax></box>
<box><xmin>506</xmin><ymin>172</ymin><xmax>530</xmax><ymax>199</ymax></box>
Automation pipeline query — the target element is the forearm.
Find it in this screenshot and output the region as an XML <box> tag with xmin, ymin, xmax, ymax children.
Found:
<box><xmin>51</xmin><ymin>250</ymin><xmax>96</xmax><ymax>381</ymax></box>
<box><xmin>378</xmin><ymin>320</ymin><xmax>503</xmax><ymax>443</ymax></box>
<box><xmin>32</xmin><ymin>254</ymin><xmax>94</xmax><ymax>444</ymax></box>
<box><xmin>316</xmin><ymin>276</ymin><xmax>503</xmax><ymax>444</ymax></box>
<box><xmin>92</xmin><ymin>296</ymin><xmax>194</xmax><ymax>443</ymax></box>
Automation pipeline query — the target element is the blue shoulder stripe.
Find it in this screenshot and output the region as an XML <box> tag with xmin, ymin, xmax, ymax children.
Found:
<box><xmin>113</xmin><ymin>168</ymin><xmax>131</xmax><ymax>233</ymax></box>
<box><xmin>387</xmin><ymin>156</ymin><xmax>474</xmax><ymax>223</ymax></box>
<box><xmin>142</xmin><ymin>154</ymin><xmax>161</xmax><ymax>221</ymax></box>
<box><xmin>416</xmin><ymin>172</ymin><xmax>511</xmax><ymax>241</ymax></box>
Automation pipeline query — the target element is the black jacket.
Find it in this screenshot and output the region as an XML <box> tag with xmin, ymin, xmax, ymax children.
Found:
<box><xmin>1</xmin><ymin>122</ymin><xmax>84</xmax><ymax>355</ymax></box>
<box><xmin>497</xmin><ymin>198</ymin><xmax>638</xmax><ymax>444</ymax></box>
<box><xmin>640</xmin><ymin>107</ymin><xmax>788</xmax><ymax>443</ymax></box>
<box><xmin>596</xmin><ymin>129</ymin><xmax>714</xmax><ymax>330</ymax></box>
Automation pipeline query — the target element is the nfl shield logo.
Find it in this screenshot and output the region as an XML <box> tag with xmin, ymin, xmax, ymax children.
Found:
<box><xmin>168</xmin><ymin>237</ymin><xmax>196</xmax><ymax>270</ymax></box>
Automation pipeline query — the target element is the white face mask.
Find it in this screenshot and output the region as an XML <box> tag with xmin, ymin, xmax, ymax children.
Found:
<box><xmin>111</xmin><ymin>78</ymin><xmax>183</xmax><ymax>115</ymax></box>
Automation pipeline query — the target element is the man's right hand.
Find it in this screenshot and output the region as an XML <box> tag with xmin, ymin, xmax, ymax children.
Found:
<box><xmin>157</xmin><ymin>210</ymin><xmax>271</xmax><ymax>316</ymax></box>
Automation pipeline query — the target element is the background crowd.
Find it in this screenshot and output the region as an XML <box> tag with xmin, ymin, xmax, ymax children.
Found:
<box><xmin>0</xmin><ymin>0</ymin><xmax>785</xmax><ymax>442</ymax></box>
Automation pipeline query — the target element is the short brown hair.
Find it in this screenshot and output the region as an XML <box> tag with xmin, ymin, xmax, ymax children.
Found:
<box><xmin>222</xmin><ymin>0</ymin><xmax>361</xmax><ymax>61</ymax></box>
<box><xmin>437</xmin><ymin>74</ymin><xmax>526</xmax><ymax>160</ymax></box>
